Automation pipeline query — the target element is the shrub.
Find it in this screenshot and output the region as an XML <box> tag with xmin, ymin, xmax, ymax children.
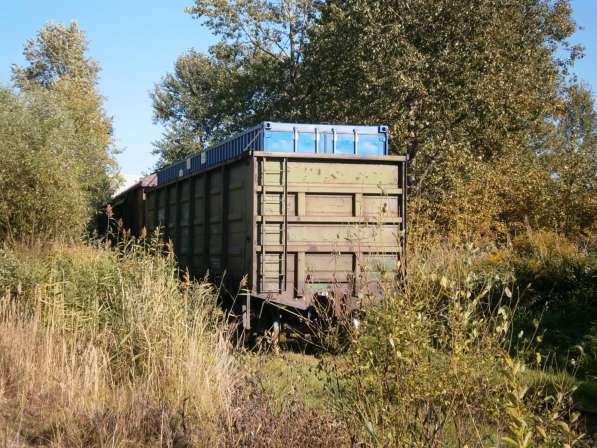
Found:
<box><xmin>323</xmin><ymin>241</ymin><xmax>586</xmax><ymax>447</ymax></box>
<box><xmin>0</xmin><ymin>87</ymin><xmax>89</xmax><ymax>240</ymax></box>
<box><xmin>481</xmin><ymin>231</ymin><xmax>597</xmax><ymax>378</ymax></box>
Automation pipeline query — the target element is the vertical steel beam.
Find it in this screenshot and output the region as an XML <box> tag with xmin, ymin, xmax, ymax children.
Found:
<box><xmin>250</xmin><ymin>154</ymin><xmax>258</xmax><ymax>294</ymax></box>
<box><xmin>175</xmin><ymin>181</ymin><xmax>182</xmax><ymax>254</ymax></box>
<box><xmin>153</xmin><ymin>189</ymin><xmax>160</xmax><ymax>235</ymax></box>
<box><xmin>164</xmin><ymin>186</ymin><xmax>171</xmax><ymax>242</ymax></box>
<box><xmin>203</xmin><ymin>173</ymin><xmax>210</xmax><ymax>274</ymax></box>
<box><xmin>221</xmin><ymin>165</ymin><xmax>229</xmax><ymax>276</ymax></box>
<box><xmin>401</xmin><ymin>158</ymin><xmax>408</xmax><ymax>270</ymax></box>
<box><xmin>187</xmin><ymin>176</ymin><xmax>196</xmax><ymax>272</ymax></box>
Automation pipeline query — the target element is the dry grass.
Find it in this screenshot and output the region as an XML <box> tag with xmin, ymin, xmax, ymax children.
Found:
<box><xmin>0</xmin><ymin>240</ymin><xmax>235</xmax><ymax>447</ymax></box>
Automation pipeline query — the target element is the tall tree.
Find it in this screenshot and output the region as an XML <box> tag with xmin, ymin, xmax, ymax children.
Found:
<box><xmin>186</xmin><ymin>0</ymin><xmax>318</xmax><ymax>116</ymax></box>
<box><xmin>544</xmin><ymin>82</ymin><xmax>597</xmax><ymax>232</ymax></box>
<box><xmin>12</xmin><ymin>22</ymin><xmax>118</xmax><ymax>210</ymax></box>
<box><xmin>155</xmin><ymin>0</ymin><xmax>593</xmax><ymax>235</ymax></box>
<box><xmin>302</xmin><ymin>0</ymin><xmax>579</xmax><ymax>166</ymax></box>
<box><xmin>298</xmin><ymin>0</ymin><xmax>583</xmax><ymax>234</ymax></box>
<box><xmin>152</xmin><ymin>0</ymin><xmax>319</xmax><ymax>165</ymax></box>
<box><xmin>151</xmin><ymin>45</ymin><xmax>259</xmax><ymax>165</ymax></box>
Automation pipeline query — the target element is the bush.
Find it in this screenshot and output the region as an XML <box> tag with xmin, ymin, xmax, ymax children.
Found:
<box><xmin>323</xmin><ymin>240</ymin><xmax>586</xmax><ymax>447</ymax></box>
<box><xmin>0</xmin><ymin>87</ymin><xmax>88</xmax><ymax>240</ymax></box>
<box><xmin>481</xmin><ymin>231</ymin><xmax>597</xmax><ymax>378</ymax></box>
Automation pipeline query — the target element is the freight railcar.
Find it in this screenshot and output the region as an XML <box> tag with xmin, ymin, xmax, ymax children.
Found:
<box><xmin>112</xmin><ymin>122</ymin><xmax>407</xmax><ymax>331</ymax></box>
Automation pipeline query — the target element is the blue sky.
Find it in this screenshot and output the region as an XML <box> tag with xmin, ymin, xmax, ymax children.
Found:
<box><xmin>0</xmin><ymin>0</ymin><xmax>596</xmax><ymax>178</ymax></box>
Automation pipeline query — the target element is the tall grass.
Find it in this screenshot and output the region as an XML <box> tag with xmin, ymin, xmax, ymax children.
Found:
<box><xmin>0</xmin><ymin>238</ymin><xmax>234</xmax><ymax>447</ymax></box>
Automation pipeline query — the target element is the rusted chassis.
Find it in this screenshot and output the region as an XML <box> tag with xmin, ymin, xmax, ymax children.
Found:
<box><xmin>116</xmin><ymin>151</ymin><xmax>407</xmax><ymax>332</ymax></box>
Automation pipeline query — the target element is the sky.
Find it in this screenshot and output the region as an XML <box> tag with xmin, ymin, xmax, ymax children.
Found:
<box><xmin>0</xmin><ymin>0</ymin><xmax>596</xmax><ymax>180</ymax></box>
<box><xmin>0</xmin><ymin>0</ymin><xmax>216</xmax><ymax>179</ymax></box>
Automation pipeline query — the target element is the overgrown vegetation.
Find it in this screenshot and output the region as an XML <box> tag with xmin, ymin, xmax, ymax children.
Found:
<box><xmin>0</xmin><ymin>237</ymin><xmax>234</xmax><ymax>446</ymax></box>
<box><xmin>480</xmin><ymin>231</ymin><xmax>597</xmax><ymax>379</ymax></box>
<box><xmin>0</xmin><ymin>87</ymin><xmax>88</xmax><ymax>239</ymax></box>
<box><xmin>2</xmin><ymin>21</ymin><xmax>119</xmax><ymax>239</ymax></box>
<box><xmin>1</xmin><ymin>1</ymin><xmax>596</xmax><ymax>446</ymax></box>
<box><xmin>323</xmin><ymin>234</ymin><xmax>593</xmax><ymax>446</ymax></box>
<box><xmin>1</xmin><ymin>232</ymin><xmax>594</xmax><ymax>446</ymax></box>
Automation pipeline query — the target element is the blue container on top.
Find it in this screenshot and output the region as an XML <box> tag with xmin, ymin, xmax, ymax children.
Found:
<box><xmin>156</xmin><ymin>122</ymin><xmax>389</xmax><ymax>186</ymax></box>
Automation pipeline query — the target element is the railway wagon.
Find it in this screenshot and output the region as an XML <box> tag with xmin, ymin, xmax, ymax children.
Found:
<box><xmin>110</xmin><ymin>174</ymin><xmax>156</xmax><ymax>235</ymax></box>
<box><xmin>117</xmin><ymin>122</ymin><xmax>407</xmax><ymax>330</ymax></box>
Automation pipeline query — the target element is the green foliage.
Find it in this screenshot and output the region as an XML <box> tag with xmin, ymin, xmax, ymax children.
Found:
<box><xmin>481</xmin><ymin>231</ymin><xmax>597</xmax><ymax>379</ymax></box>
<box><xmin>301</xmin><ymin>0</ymin><xmax>593</xmax><ymax>237</ymax></box>
<box><xmin>585</xmin><ymin>325</ymin><xmax>597</xmax><ymax>379</ymax></box>
<box><xmin>12</xmin><ymin>21</ymin><xmax>118</xmax><ymax>211</ymax></box>
<box><xmin>303</xmin><ymin>0</ymin><xmax>578</xmax><ymax>159</ymax></box>
<box><xmin>152</xmin><ymin>0</ymin><xmax>319</xmax><ymax>166</ymax></box>
<box><xmin>245</xmin><ymin>352</ymin><xmax>330</xmax><ymax>411</ymax></box>
<box><xmin>151</xmin><ymin>46</ymin><xmax>258</xmax><ymax>165</ymax></box>
<box><xmin>323</xmin><ymin>241</ymin><xmax>586</xmax><ymax>446</ymax></box>
<box><xmin>501</xmin><ymin>354</ymin><xmax>584</xmax><ymax>448</ymax></box>
<box><xmin>155</xmin><ymin>0</ymin><xmax>596</xmax><ymax>239</ymax></box>
<box><xmin>540</xmin><ymin>82</ymin><xmax>597</xmax><ymax>234</ymax></box>
<box><xmin>0</xmin><ymin>87</ymin><xmax>88</xmax><ymax>240</ymax></box>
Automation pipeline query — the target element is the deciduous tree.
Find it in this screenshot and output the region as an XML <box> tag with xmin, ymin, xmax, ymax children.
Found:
<box><xmin>152</xmin><ymin>0</ymin><xmax>319</xmax><ymax>165</ymax></box>
<box><xmin>13</xmin><ymin>22</ymin><xmax>118</xmax><ymax>211</ymax></box>
<box><xmin>0</xmin><ymin>88</ymin><xmax>87</xmax><ymax>240</ymax></box>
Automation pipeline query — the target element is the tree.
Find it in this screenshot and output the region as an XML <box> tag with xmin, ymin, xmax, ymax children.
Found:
<box><xmin>152</xmin><ymin>0</ymin><xmax>320</xmax><ymax>165</ymax></box>
<box><xmin>0</xmin><ymin>87</ymin><xmax>88</xmax><ymax>240</ymax></box>
<box><xmin>544</xmin><ymin>82</ymin><xmax>597</xmax><ymax>232</ymax></box>
<box><xmin>12</xmin><ymin>22</ymin><xmax>118</xmax><ymax>211</ymax></box>
<box><xmin>185</xmin><ymin>0</ymin><xmax>318</xmax><ymax>115</ymax></box>
<box><xmin>155</xmin><ymin>0</ymin><xmax>593</xmax><ymax>236</ymax></box>
<box><xmin>298</xmin><ymin>0</ymin><xmax>583</xmax><ymax>235</ymax></box>
<box><xmin>151</xmin><ymin>46</ymin><xmax>258</xmax><ymax>165</ymax></box>
<box><xmin>303</xmin><ymin>0</ymin><xmax>578</xmax><ymax>164</ymax></box>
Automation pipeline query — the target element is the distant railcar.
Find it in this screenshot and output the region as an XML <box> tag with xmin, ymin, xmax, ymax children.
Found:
<box><xmin>110</xmin><ymin>174</ymin><xmax>157</xmax><ymax>236</ymax></box>
<box><xmin>112</xmin><ymin>122</ymin><xmax>407</xmax><ymax>332</ymax></box>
